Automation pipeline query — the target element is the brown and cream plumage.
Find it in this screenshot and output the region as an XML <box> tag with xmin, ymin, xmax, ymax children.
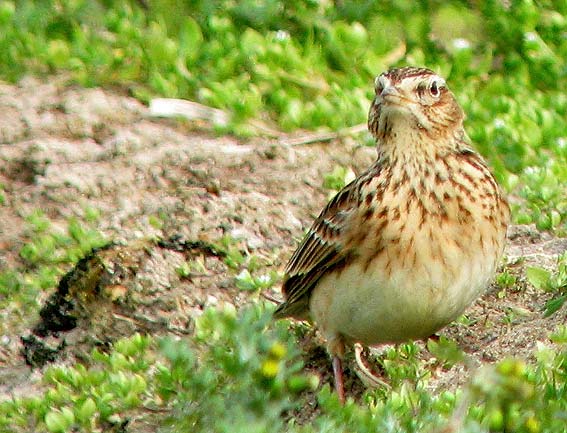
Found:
<box><xmin>274</xmin><ymin>67</ymin><xmax>510</xmax><ymax>402</ymax></box>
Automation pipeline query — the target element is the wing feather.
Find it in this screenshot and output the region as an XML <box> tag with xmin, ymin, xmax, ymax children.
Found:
<box><xmin>273</xmin><ymin>178</ymin><xmax>366</xmax><ymax>319</ymax></box>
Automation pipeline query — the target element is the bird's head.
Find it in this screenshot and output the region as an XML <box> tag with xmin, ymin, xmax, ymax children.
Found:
<box><xmin>368</xmin><ymin>67</ymin><xmax>465</xmax><ymax>145</ymax></box>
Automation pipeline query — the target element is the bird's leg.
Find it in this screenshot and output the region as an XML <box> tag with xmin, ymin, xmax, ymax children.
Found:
<box><xmin>330</xmin><ymin>337</ymin><xmax>346</xmax><ymax>404</ymax></box>
<box><xmin>332</xmin><ymin>355</ymin><xmax>345</xmax><ymax>404</ymax></box>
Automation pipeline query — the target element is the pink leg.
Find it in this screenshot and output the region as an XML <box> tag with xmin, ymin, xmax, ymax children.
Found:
<box><xmin>332</xmin><ymin>355</ymin><xmax>345</xmax><ymax>404</ymax></box>
<box><xmin>328</xmin><ymin>336</ymin><xmax>346</xmax><ymax>403</ymax></box>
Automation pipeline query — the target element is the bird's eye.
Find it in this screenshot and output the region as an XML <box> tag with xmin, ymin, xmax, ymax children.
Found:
<box><xmin>429</xmin><ymin>80</ymin><xmax>442</xmax><ymax>97</ymax></box>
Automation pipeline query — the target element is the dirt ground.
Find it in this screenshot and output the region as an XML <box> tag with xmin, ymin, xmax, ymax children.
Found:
<box><xmin>0</xmin><ymin>76</ymin><xmax>566</xmax><ymax>415</ymax></box>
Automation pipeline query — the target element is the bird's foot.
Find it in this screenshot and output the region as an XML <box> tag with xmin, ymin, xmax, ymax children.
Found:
<box><xmin>353</xmin><ymin>343</ymin><xmax>391</xmax><ymax>390</ymax></box>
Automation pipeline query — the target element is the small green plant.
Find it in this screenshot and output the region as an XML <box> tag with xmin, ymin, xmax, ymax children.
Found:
<box><xmin>427</xmin><ymin>336</ymin><xmax>465</xmax><ymax>369</ymax></box>
<box><xmin>495</xmin><ymin>269</ymin><xmax>518</xmax><ymax>292</ymax></box>
<box><xmin>157</xmin><ymin>304</ymin><xmax>316</xmax><ymax>433</ymax></box>
<box><xmin>379</xmin><ymin>342</ymin><xmax>429</xmax><ymax>389</ymax></box>
<box><xmin>19</xmin><ymin>212</ymin><xmax>106</xmax><ymax>267</ymax></box>
<box><xmin>456</xmin><ymin>314</ymin><xmax>478</xmax><ymax>327</ymax></box>
<box><xmin>148</xmin><ymin>214</ymin><xmax>164</xmax><ymax>230</ymax></box>
<box><xmin>175</xmin><ymin>256</ymin><xmax>208</xmax><ymax>279</ymax></box>
<box><xmin>469</xmin><ymin>359</ymin><xmax>538</xmax><ymax>432</ymax></box>
<box><xmin>514</xmin><ymin>163</ymin><xmax>567</xmax><ymax>232</ymax></box>
<box><xmin>526</xmin><ymin>253</ymin><xmax>567</xmax><ymax>316</ymax></box>
<box><xmin>0</xmin><ymin>210</ymin><xmax>107</xmax><ymax>334</ymax></box>
<box><xmin>211</xmin><ymin>235</ymin><xmax>280</xmax><ymax>285</ymax></box>
<box><xmin>235</xmin><ymin>268</ymin><xmax>280</xmax><ymax>292</ymax></box>
<box><xmin>495</xmin><ymin>265</ymin><xmax>519</xmax><ymax>299</ymax></box>
<box><xmin>323</xmin><ymin>165</ymin><xmax>355</xmax><ymax>193</ymax></box>
<box><xmin>549</xmin><ymin>325</ymin><xmax>567</xmax><ymax>344</ymax></box>
<box><xmin>502</xmin><ymin>305</ymin><xmax>531</xmax><ymax>325</ymax></box>
<box><xmin>213</xmin><ymin>235</ymin><xmax>247</xmax><ymax>269</ymax></box>
<box><xmin>0</xmin><ymin>333</ymin><xmax>153</xmax><ymax>432</ymax></box>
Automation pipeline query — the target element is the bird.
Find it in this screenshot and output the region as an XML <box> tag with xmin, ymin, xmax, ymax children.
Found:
<box><xmin>273</xmin><ymin>66</ymin><xmax>510</xmax><ymax>403</ymax></box>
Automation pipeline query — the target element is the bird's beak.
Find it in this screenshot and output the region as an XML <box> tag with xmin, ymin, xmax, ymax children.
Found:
<box><xmin>380</xmin><ymin>86</ymin><xmax>404</xmax><ymax>105</ymax></box>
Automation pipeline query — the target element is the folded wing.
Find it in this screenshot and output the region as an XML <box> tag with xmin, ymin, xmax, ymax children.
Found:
<box><xmin>273</xmin><ymin>178</ymin><xmax>365</xmax><ymax>319</ymax></box>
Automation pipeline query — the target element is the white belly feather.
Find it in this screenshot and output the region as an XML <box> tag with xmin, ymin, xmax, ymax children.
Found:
<box><xmin>310</xmin><ymin>224</ymin><xmax>500</xmax><ymax>345</ymax></box>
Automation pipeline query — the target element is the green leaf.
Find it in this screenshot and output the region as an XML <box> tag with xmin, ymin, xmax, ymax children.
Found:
<box><xmin>179</xmin><ymin>17</ymin><xmax>203</xmax><ymax>62</ymax></box>
<box><xmin>427</xmin><ymin>336</ymin><xmax>465</xmax><ymax>368</ymax></box>
<box><xmin>0</xmin><ymin>1</ymin><xmax>15</xmax><ymax>25</ymax></box>
<box><xmin>45</xmin><ymin>408</ymin><xmax>74</xmax><ymax>433</ymax></box>
<box><xmin>526</xmin><ymin>266</ymin><xmax>551</xmax><ymax>291</ymax></box>
<box><xmin>76</xmin><ymin>398</ymin><xmax>96</xmax><ymax>423</ymax></box>
<box><xmin>46</xmin><ymin>39</ymin><xmax>70</xmax><ymax>68</ymax></box>
<box><xmin>544</xmin><ymin>294</ymin><xmax>567</xmax><ymax>317</ymax></box>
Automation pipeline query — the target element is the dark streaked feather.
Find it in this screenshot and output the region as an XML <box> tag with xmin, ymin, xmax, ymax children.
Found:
<box><xmin>273</xmin><ymin>172</ymin><xmax>375</xmax><ymax>319</ymax></box>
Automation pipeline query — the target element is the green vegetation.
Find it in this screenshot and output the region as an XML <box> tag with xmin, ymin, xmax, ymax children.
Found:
<box><xmin>527</xmin><ymin>252</ymin><xmax>567</xmax><ymax>316</ymax></box>
<box><xmin>0</xmin><ymin>210</ymin><xmax>106</xmax><ymax>334</ymax></box>
<box><xmin>209</xmin><ymin>234</ymin><xmax>281</xmax><ymax>292</ymax></box>
<box><xmin>0</xmin><ymin>306</ymin><xmax>312</xmax><ymax>432</ymax></box>
<box><xmin>2</xmin><ymin>306</ymin><xmax>567</xmax><ymax>433</ymax></box>
<box><xmin>1</xmin><ymin>0</ymin><xmax>566</xmax><ymax>231</ymax></box>
<box><xmin>1</xmin><ymin>0</ymin><xmax>565</xmax><ymax>227</ymax></box>
<box><xmin>322</xmin><ymin>165</ymin><xmax>355</xmax><ymax>193</ymax></box>
<box><xmin>0</xmin><ymin>1</ymin><xmax>566</xmax><ymax>432</ymax></box>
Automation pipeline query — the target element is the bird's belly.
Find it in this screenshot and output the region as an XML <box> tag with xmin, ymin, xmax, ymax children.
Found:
<box><xmin>309</xmin><ymin>233</ymin><xmax>499</xmax><ymax>345</ymax></box>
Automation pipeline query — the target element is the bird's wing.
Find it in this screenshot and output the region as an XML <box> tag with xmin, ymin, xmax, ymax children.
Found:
<box><xmin>273</xmin><ymin>178</ymin><xmax>365</xmax><ymax>319</ymax></box>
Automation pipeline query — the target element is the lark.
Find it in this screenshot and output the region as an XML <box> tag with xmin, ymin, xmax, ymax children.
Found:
<box><xmin>273</xmin><ymin>67</ymin><xmax>510</xmax><ymax>403</ymax></box>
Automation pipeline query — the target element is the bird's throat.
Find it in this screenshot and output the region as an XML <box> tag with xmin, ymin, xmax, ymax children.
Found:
<box><xmin>376</xmin><ymin>119</ymin><xmax>464</xmax><ymax>168</ymax></box>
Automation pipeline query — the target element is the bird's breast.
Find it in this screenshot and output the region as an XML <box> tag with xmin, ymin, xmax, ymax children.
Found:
<box><xmin>310</xmin><ymin>194</ymin><xmax>506</xmax><ymax>346</ymax></box>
